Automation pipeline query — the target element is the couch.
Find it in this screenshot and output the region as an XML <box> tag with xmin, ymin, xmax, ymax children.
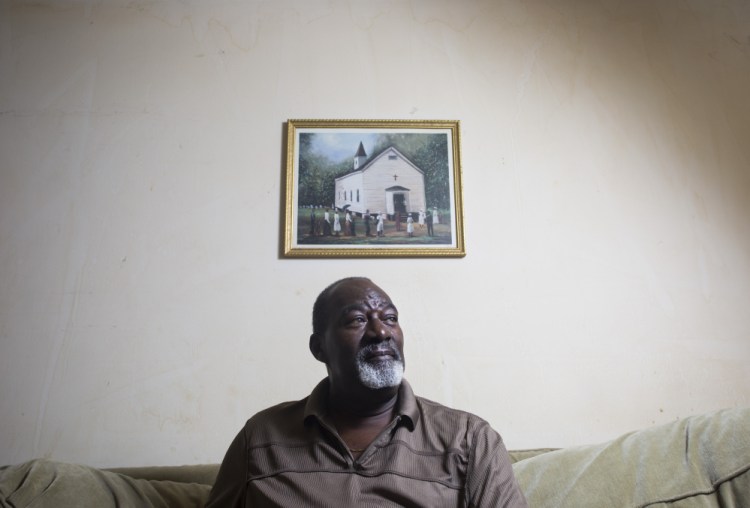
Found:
<box><xmin>2</xmin><ymin>407</ymin><xmax>748</xmax><ymax>507</ymax></box>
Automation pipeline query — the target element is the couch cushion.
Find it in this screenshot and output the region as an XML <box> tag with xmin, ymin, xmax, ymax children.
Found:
<box><xmin>0</xmin><ymin>459</ymin><xmax>211</xmax><ymax>508</ymax></box>
<box><xmin>508</xmin><ymin>448</ymin><xmax>558</xmax><ymax>464</ymax></box>
<box><xmin>512</xmin><ymin>407</ymin><xmax>750</xmax><ymax>508</ymax></box>
<box><xmin>106</xmin><ymin>463</ymin><xmax>219</xmax><ymax>486</ymax></box>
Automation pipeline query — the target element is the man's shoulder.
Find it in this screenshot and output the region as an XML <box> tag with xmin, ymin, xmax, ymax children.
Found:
<box><xmin>413</xmin><ymin>395</ymin><xmax>501</xmax><ymax>444</ymax></box>
<box><xmin>238</xmin><ymin>397</ymin><xmax>310</xmax><ymax>446</ymax></box>
<box><xmin>244</xmin><ymin>397</ymin><xmax>308</xmax><ymax>426</ymax></box>
<box><xmin>415</xmin><ymin>395</ymin><xmax>491</xmax><ymax>426</ymax></box>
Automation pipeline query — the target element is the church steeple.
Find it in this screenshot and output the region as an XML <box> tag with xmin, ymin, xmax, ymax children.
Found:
<box><xmin>354</xmin><ymin>141</ymin><xmax>367</xmax><ymax>170</ymax></box>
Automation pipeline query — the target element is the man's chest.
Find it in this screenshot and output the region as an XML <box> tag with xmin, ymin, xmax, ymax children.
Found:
<box><xmin>245</xmin><ymin>436</ymin><xmax>469</xmax><ymax>507</ymax></box>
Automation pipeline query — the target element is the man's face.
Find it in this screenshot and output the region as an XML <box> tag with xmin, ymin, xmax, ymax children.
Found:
<box><xmin>316</xmin><ymin>279</ymin><xmax>405</xmax><ymax>390</ymax></box>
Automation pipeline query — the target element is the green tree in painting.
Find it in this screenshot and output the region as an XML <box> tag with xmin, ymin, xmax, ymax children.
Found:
<box><xmin>297</xmin><ymin>134</ymin><xmax>336</xmax><ymax>207</ymax></box>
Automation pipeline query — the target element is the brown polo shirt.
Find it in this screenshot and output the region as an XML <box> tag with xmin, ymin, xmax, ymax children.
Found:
<box><xmin>206</xmin><ymin>379</ymin><xmax>527</xmax><ymax>507</ymax></box>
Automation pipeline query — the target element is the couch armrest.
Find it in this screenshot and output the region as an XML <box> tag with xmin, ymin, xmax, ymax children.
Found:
<box><xmin>512</xmin><ymin>407</ymin><xmax>750</xmax><ymax>507</ymax></box>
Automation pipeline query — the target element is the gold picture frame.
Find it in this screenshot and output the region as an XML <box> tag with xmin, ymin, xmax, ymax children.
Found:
<box><xmin>283</xmin><ymin>119</ymin><xmax>465</xmax><ymax>258</ymax></box>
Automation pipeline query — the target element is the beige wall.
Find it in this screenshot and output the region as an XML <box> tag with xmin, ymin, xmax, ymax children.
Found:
<box><xmin>1</xmin><ymin>0</ymin><xmax>749</xmax><ymax>468</ymax></box>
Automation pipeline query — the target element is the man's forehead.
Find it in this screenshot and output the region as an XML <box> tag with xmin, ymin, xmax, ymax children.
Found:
<box><xmin>328</xmin><ymin>279</ymin><xmax>394</xmax><ymax>309</ymax></box>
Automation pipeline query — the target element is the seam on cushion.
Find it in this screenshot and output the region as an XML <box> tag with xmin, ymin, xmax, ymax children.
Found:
<box><xmin>509</xmin><ymin>448</ymin><xmax>560</xmax><ymax>454</ymax></box>
<box><xmin>18</xmin><ymin>463</ymin><xmax>58</xmax><ymax>507</ymax></box>
<box><xmin>637</xmin><ymin>463</ymin><xmax>750</xmax><ymax>508</ymax></box>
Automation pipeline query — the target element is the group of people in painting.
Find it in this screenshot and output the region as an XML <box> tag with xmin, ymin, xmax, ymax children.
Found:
<box><xmin>306</xmin><ymin>206</ymin><xmax>442</xmax><ymax>239</ymax></box>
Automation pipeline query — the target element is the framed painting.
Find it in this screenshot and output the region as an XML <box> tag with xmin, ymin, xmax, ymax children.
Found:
<box><xmin>283</xmin><ymin>119</ymin><xmax>465</xmax><ymax>258</ymax></box>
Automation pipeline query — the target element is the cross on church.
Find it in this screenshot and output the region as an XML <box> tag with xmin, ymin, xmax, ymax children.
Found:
<box><xmin>393</xmin><ymin>172</ymin><xmax>398</xmax><ymax>181</ymax></box>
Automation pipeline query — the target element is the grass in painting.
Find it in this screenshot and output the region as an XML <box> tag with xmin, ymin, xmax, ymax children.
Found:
<box><xmin>296</xmin><ymin>207</ymin><xmax>452</xmax><ymax>246</ymax></box>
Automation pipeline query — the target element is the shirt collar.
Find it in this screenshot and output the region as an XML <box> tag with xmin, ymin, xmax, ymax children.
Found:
<box><xmin>303</xmin><ymin>378</ymin><xmax>330</xmax><ymax>423</ymax></box>
<box><xmin>303</xmin><ymin>378</ymin><xmax>419</xmax><ymax>430</ymax></box>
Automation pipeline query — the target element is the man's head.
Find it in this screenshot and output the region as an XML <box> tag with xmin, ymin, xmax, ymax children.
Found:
<box><xmin>310</xmin><ymin>277</ymin><xmax>405</xmax><ymax>391</ymax></box>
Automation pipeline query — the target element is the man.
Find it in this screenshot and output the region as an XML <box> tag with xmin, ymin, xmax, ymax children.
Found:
<box><xmin>364</xmin><ymin>209</ymin><xmax>371</xmax><ymax>237</ymax></box>
<box><xmin>333</xmin><ymin>210</ymin><xmax>341</xmax><ymax>236</ymax></box>
<box><xmin>309</xmin><ymin>208</ymin><xmax>316</xmax><ymax>236</ymax></box>
<box><xmin>323</xmin><ymin>209</ymin><xmax>331</xmax><ymax>236</ymax></box>
<box><xmin>206</xmin><ymin>278</ymin><xmax>527</xmax><ymax>507</ymax></box>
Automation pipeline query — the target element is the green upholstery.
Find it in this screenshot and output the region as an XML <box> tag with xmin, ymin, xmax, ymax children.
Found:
<box><xmin>513</xmin><ymin>407</ymin><xmax>750</xmax><ymax>507</ymax></box>
<box><xmin>508</xmin><ymin>448</ymin><xmax>558</xmax><ymax>464</ymax></box>
<box><xmin>105</xmin><ymin>464</ymin><xmax>219</xmax><ymax>487</ymax></box>
<box><xmin>0</xmin><ymin>460</ymin><xmax>210</xmax><ymax>508</ymax></box>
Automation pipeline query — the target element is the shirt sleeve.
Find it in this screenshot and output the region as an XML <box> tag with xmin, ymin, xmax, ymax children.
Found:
<box><xmin>205</xmin><ymin>426</ymin><xmax>248</xmax><ymax>508</ymax></box>
<box><xmin>466</xmin><ymin>422</ymin><xmax>528</xmax><ymax>508</ymax></box>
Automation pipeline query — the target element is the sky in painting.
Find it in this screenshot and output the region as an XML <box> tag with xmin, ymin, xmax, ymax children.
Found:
<box><xmin>308</xmin><ymin>132</ymin><xmax>379</xmax><ymax>163</ymax></box>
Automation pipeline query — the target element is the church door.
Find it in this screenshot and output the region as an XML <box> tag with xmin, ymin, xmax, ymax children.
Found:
<box><xmin>393</xmin><ymin>193</ymin><xmax>407</xmax><ymax>214</ymax></box>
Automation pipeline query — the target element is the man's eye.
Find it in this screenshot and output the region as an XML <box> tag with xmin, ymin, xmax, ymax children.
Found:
<box><xmin>385</xmin><ymin>315</ymin><xmax>398</xmax><ymax>323</ymax></box>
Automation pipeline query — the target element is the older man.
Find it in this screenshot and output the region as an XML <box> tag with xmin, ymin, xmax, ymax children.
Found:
<box><xmin>206</xmin><ymin>277</ymin><xmax>527</xmax><ymax>507</ymax></box>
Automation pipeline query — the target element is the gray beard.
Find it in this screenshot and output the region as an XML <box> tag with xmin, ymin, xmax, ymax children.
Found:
<box><xmin>355</xmin><ymin>347</ymin><xmax>404</xmax><ymax>389</ymax></box>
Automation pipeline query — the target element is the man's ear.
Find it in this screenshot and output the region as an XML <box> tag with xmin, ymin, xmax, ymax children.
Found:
<box><xmin>309</xmin><ymin>333</ymin><xmax>326</xmax><ymax>363</ymax></box>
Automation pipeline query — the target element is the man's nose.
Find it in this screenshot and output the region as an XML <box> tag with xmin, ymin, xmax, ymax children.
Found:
<box><xmin>367</xmin><ymin>318</ymin><xmax>391</xmax><ymax>341</ymax></box>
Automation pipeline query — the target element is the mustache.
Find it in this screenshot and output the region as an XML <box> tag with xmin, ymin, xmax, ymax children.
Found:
<box><xmin>357</xmin><ymin>343</ymin><xmax>402</xmax><ymax>362</ymax></box>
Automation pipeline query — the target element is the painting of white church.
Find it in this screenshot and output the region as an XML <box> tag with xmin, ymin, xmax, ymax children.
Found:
<box><xmin>334</xmin><ymin>142</ymin><xmax>426</xmax><ymax>217</ymax></box>
<box><xmin>284</xmin><ymin>119</ymin><xmax>465</xmax><ymax>258</ymax></box>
